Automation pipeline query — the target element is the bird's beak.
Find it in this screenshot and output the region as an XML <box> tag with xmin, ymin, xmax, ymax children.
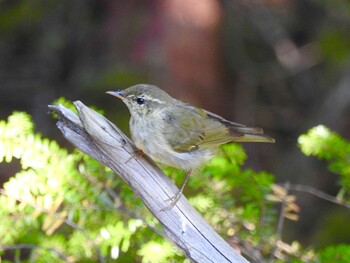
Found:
<box><xmin>106</xmin><ymin>90</ymin><xmax>125</xmax><ymax>100</ymax></box>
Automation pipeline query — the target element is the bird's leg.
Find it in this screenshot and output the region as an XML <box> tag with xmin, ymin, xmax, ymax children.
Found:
<box><xmin>161</xmin><ymin>169</ymin><xmax>192</xmax><ymax>211</ymax></box>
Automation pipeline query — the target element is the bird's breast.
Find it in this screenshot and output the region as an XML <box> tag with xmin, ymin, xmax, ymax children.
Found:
<box><xmin>130</xmin><ymin>115</ymin><xmax>161</xmax><ymax>153</ymax></box>
<box><xmin>129</xmin><ymin>115</ymin><xmax>216</xmax><ymax>170</ymax></box>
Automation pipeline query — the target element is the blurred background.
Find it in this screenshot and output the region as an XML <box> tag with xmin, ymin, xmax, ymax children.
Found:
<box><xmin>1</xmin><ymin>0</ymin><xmax>350</xmax><ymax>251</ymax></box>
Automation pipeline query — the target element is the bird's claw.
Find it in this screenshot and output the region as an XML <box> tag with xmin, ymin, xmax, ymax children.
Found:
<box><xmin>161</xmin><ymin>192</ymin><xmax>182</xmax><ymax>211</ymax></box>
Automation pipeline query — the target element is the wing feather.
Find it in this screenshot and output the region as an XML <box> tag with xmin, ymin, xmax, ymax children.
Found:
<box><xmin>162</xmin><ymin>106</ymin><xmax>274</xmax><ymax>153</ymax></box>
<box><xmin>162</xmin><ymin>106</ymin><xmax>207</xmax><ymax>152</ymax></box>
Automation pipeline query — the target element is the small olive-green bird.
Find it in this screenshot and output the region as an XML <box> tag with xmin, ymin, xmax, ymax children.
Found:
<box><xmin>107</xmin><ymin>84</ymin><xmax>274</xmax><ymax>207</ymax></box>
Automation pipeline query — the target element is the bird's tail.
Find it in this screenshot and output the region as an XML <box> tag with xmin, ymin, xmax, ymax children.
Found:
<box><xmin>230</xmin><ymin>126</ymin><xmax>275</xmax><ymax>143</ymax></box>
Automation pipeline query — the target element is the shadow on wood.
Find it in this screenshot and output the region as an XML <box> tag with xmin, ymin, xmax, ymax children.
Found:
<box><xmin>48</xmin><ymin>101</ymin><xmax>249</xmax><ymax>263</ymax></box>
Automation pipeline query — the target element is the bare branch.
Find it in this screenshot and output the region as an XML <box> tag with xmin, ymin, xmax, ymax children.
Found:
<box><xmin>48</xmin><ymin>102</ymin><xmax>249</xmax><ymax>263</ymax></box>
<box><xmin>289</xmin><ymin>184</ymin><xmax>350</xmax><ymax>209</ymax></box>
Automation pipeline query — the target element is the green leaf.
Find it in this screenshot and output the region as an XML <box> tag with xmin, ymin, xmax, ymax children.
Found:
<box><xmin>318</xmin><ymin>244</ymin><xmax>350</xmax><ymax>263</ymax></box>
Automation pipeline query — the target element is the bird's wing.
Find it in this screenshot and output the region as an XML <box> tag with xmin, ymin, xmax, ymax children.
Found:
<box><xmin>162</xmin><ymin>106</ymin><xmax>274</xmax><ymax>153</ymax></box>
<box><xmin>162</xmin><ymin>106</ymin><xmax>230</xmax><ymax>152</ymax></box>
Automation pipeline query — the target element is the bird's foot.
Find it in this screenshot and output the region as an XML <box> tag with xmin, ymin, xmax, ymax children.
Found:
<box><xmin>160</xmin><ymin>169</ymin><xmax>192</xmax><ymax>211</ymax></box>
<box><xmin>161</xmin><ymin>192</ymin><xmax>182</xmax><ymax>211</ymax></box>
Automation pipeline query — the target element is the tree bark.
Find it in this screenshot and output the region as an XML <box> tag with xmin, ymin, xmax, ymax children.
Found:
<box><xmin>49</xmin><ymin>101</ymin><xmax>249</xmax><ymax>263</ymax></box>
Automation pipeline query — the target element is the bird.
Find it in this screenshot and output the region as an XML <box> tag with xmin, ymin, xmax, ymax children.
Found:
<box><xmin>107</xmin><ymin>84</ymin><xmax>274</xmax><ymax>209</ymax></box>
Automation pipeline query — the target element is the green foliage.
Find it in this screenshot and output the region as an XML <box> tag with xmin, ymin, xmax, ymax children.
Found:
<box><xmin>197</xmin><ymin>144</ymin><xmax>276</xmax><ymax>245</ymax></box>
<box><xmin>52</xmin><ymin>97</ymin><xmax>105</xmax><ymax>116</ymax></box>
<box><xmin>0</xmin><ymin>112</ymin><xmax>172</xmax><ymax>262</ymax></box>
<box><xmin>298</xmin><ymin>125</ymin><xmax>350</xmax><ymax>199</ymax></box>
<box><xmin>52</xmin><ymin>97</ymin><xmax>77</xmax><ymax>114</ymax></box>
<box><xmin>299</xmin><ymin>125</ymin><xmax>350</xmax><ymax>261</ymax></box>
<box><xmin>137</xmin><ymin>240</ymin><xmax>182</xmax><ymax>263</ymax></box>
<box><xmin>317</xmin><ymin>244</ymin><xmax>350</xmax><ymax>263</ymax></box>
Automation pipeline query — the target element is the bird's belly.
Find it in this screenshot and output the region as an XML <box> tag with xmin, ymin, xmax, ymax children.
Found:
<box><xmin>130</xmin><ymin>117</ymin><xmax>216</xmax><ymax>170</ymax></box>
<box><xmin>155</xmin><ymin>148</ymin><xmax>216</xmax><ymax>170</ymax></box>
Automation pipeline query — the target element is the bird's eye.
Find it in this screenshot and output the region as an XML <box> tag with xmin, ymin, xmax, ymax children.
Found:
<box><xmin>136</xmin><ymin>97</ymin><xmax>145</xmax><ymax>105</ymax></box>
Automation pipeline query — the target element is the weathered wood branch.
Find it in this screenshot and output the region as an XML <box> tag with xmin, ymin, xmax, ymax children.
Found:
<box><xmin>49</xmin><ymin>101</ymin><xmax>249</xmax><ymax>263</ymax></box>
